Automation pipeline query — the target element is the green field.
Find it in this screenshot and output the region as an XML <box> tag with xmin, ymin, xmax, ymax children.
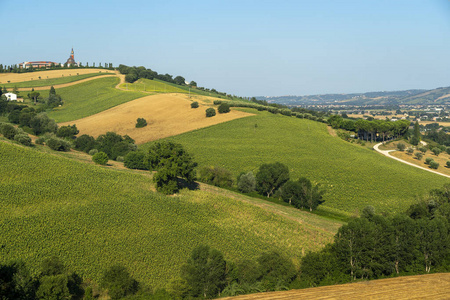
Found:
<box><xmin>119</xmin><ymin>78</ymin><xmax>189</xmax><ymax>94</ymax></box>
<box><xmin>47</xmin><ymin>77</ymin><xmax>146</xmax><ymax>122</ymax></box>
<box><xmin>1</xmin><ymin>72</ymin><xmax>115</xmax><ymax>89</ymax></box>
<box><xmin>0</xmin><ymin>141</ymin><xmax>339</xmax><ymax>288</ymax></box>
<box><xmin>153</xmin><ymin>111</ymin><xmax>449</xmax><ymax>216</ymax></box>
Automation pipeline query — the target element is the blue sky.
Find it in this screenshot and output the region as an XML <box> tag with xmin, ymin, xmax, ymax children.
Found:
<box><xmin>1</xmin><ymin>0</ymin><xmax>449</xmax><ymax>96</ymax></box>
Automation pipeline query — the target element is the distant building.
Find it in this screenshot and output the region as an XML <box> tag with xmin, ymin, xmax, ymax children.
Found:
<box><xmin>4</xmin><ymin>92</ymin><xmax>17</xmax><ymax>101</ymax></box>
<box><xmin>19</xmin><ymin>61</ymin><xmax>59</xmax><ymax>69</ymax></box>
<box><xmin>65</xmin><ymin>48</ymin><xmax>78</xmax><ymax>66</ymax></box>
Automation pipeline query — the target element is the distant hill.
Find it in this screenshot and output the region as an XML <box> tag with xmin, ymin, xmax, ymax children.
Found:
<box><xmin>258</xmin><ymin>86</ymin><xmax>450</xmax><ymax>106</ymax></box>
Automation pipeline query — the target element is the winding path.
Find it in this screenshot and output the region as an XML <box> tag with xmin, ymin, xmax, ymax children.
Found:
<box><xmin>373</xmin><ymin>143</ymin><xmax>450</xmax><ymax>179</ymax></box>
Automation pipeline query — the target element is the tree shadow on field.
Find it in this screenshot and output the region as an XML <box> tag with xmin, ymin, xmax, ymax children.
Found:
<box><xmin>177</xmin><ymin>178</ymin><xmax>200</xmax><ymax>191</ymax></box>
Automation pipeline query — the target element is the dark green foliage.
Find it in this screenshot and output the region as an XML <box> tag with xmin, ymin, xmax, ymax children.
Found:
<box><xmin>425</xmin><ymin>157</ymin><xmax>434</xmax><ymax>165</ymax></box>
<box><xmin>124</xmin><ymin>151</ymin><xmax>149</xmax><ymax>170</ymax></box>
<box><xmin>418</xmin><ymin>146</ymin><xmax>427</xmax><ymax>153</ymax></box>
<box><xmin>96</xmin><ymin>132</ymin><xmax>135</xmax><ymax>160</ymax></box>
<box><xmin>415</xmin><ymin>152</ymin><xmax>423</xmax><ymax>160</ymax></box>
<box><xmin>40</xmin><ymin>256</ymin><xmax>64</xmax><ymax>276</ymax></box>
<box><xmin>0</xmin><ymin>261</ymin><xmax>37</xmax><ymax>300</ymax></box>
<box><xmin>280</xmin><ymin>177</ymin><xmax>327</xmax><ymax>211</ymax></box>
<box><xmin>218</xmin><ymin>103</ymin><xmax>231</xmax><ymax>114</ymax></box>
<box><xmin>198</xmin><ymin>166</ymin><xmax>233</xmax><ymax>188</ymax></box>
<box><xmin>30</xmin><ymin>113</ymin><xmax>57</xmax><ymax>135</ymax></box>
<box><xmin>256</xmin><ymin>162</ymin><xmax>290</xmax><ymax>198</ymax></box>
<box><xmin>213</xmin><ymin>100</ymin><xmax>222</xmax><ymax>105</ymax></box>
<box><xmin>447</xmin><ymin>161</ymin><xmax>450</xmax><ymax>168</ymax></box>
<box><xmin>101</xmin><ymin>265</ymin><xmax>139</xmax><ymax>300</ymax></box>
<box><xmin>56</xmin><ymin>124</ymin><xmax>79</xmax><ymax>138</ymax></box>
<box><xmin>300</xmin><ymin>245</ymin><xmax>340</xmax><ymax>287</ymax></box>
<box><xmin>8</xmin><ymin>110</ymin><xmax>21</xmax><ymax>124</ymax></box>
<box><xmin>206</xmin><ymin>107</ymin><xmax>216</xmax><ymax>117</ymax></box>
<box><xmin>190</xmin><ymin>101</ymin><xmax>199</xmax><ymax>108</ymax></box>
<box><xmin>237</xmin><ymin>171</ymin><xmax>256</xmax><ymax>193</ymax></box>
<box><xmin>174</xmin><ymin>76</ymin><xmax>185</xmax><ymax>85</ymax></box>
<box><xmin>257</xmin><ymin>251</ymin><xmax>297</xmax><ymax>291</ymax></box>
<box><xmin>1</xmin><ymin>123</ymin><xmax>17</xmax><ymax>139</ymax></box>
<box><xmin>181</xmin><ymin>245</ymin><xmax>227</xmax><ymax>299</ymax></box>
<box><xmin>125</xmin><ymin>73</ymin><xmax>138</xmax><ymax>83</ymax></box>
<box><xmin>146</xmin><ymin>141</ymin><xmax>196</xmax><ymax>194</ymax></box>
<box><xmin>432</xmin><ymin>147</ymin><xmax>441</xmax><ymax>156</ymax></box>
<box><xmin>135</xmin><ymin>118</ymin><xmax>147</xmax><ymax>128</ymax></box>
<box><xmin>14</xmin><ymin>133</ymin><xmax>32</xmax><ymax>146</ymax></box>
<box><xmin>46</xmin><ymin>137</ymin><xmax>71</xmax><ymax>151</ymax></box>
<box><xmin>47</xmin><ymin>94</ymin><xmax>63</xmax><ymax>108</ymax></box>
<box><xmin>88</xmin><ymin>149</ymin><xmax>98</xmax><ymax>156</ymax></box>
<box><xmin>92</xmin><ymin>151</ymin><xmax>109</xmax><ymax>165</ymax></box>
<box><xmin>430</xmin><ymin>161</ymin><xmax>439</xmax><ymax>169</ymax></box>
<box><xmin>74</xmin><ymin>134</ymin><xmax>97</xmax><ymax>153</ymax></box>
<box><xmin>396</xmin><ymin>142</ymin><xmax>406</xmax><ymax>151</ymax></box>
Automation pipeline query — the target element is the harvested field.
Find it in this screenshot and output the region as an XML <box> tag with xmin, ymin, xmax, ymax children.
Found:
<box><xmin>0</xmin><ymin>68</ymin><xmax>114</xmax><ymax>84</ymax></box>
<box><xmin>224</xmin><ymin>273</ymin><xmax>450</xmax><ymax>299</ymax></box>
<box><xmin>61</xmin><ymin>93</ymin><xmax>253</xmax><ymax>144</ymax></box>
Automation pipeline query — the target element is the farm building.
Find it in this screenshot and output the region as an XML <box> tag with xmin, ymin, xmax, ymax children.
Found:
<box><xmin>4</xmin><ymin>92</ymin><xmax>17</xmax><ymax>101</ymax></box>
<box><xmin>19</xmin><ymin>61</ymin><xmax>59</xmax><ymax>69</ymax></box>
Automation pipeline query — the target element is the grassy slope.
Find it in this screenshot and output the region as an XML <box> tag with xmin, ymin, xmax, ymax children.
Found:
<box><xmin>1</xmin><ymin>72</ymin><xmax>114</xmax><ymax>88</ymax></box>
<box><xmin>157</xmin><ymin>111</ymin><xmax>449</xmax><ymax>216</ymax></box>
<box><xmin>0</xmin><ymin>141</ymin><xmax>339</xmax><ymax>288</ymax></box>
<box><xmin>47</xmin><ymin>77</ymin><xmax>146</xmax><ymax>122</ymax></box>
<box><xmin>118</xmin><ymin>78</ymin><xmax>189</xmax><ymax>94</ymax></box>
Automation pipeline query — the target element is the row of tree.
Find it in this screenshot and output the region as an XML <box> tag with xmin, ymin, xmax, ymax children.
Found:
<box><xmin>0</xmin><ymin>63</ymin><xmax>114</xmax><ymax>73</ymax></box>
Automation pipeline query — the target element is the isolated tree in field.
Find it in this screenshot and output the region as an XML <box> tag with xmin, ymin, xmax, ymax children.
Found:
<box><xmin>101</xmin><ymin>265</ymin><xmax>139</xmax><ymax>300</ymax></box>
<box><xmin>181</xmin><ymin>245</ymin><xmax>227</xmax><ymax>299</ymax></box>
<box><xmin>218</xmin><ymin>102</ymin><xmax>231</xmax><ymax>114</ymax></box>
<box><xmin>135</xmin><ymin>117</ymin><xmax>147</xmax><ymax>128</ymax></box>
<box><xmin>256</xmin><ymin>162</ymin><xmax>289</xmax><ymax>197</ymax></box>
<box><xmin>191</xmin><ymin>101</ymin><xmax>199</xmax><ymax>108</ymax></box>
<box><xmin>206</xmin><ymin>107</ymin><xmax>216</xmax><ymax>117</ymax></box>
<box><xmin>146</xmin><ymin>141</ymin><xmax>196</xmax><ymax>194</ymax></box>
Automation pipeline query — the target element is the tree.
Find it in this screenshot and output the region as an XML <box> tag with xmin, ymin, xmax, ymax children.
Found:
<box><xmin>135</xmin><ymin>118</ymin><xmax>147</xmax><ymax>128</ymax></box>
<box><xmin>174</xmin><ymin>76</ymin><xmax>186</xmax><ymax>85</ymax></box>
<box><xmin>198</xmin><ymin>166</ymin><xmax>233</xmax><ymax>188</ymax></box>
<box><xmin>191</xmin><ymin>101</ymin><xmax>199</xmax><ymax>108</ymax></box>
<box><xmin>256</xmin><ymin>162</ymin><xmax>289</xmax><ymax>197</ymax></box>
<box><xmin>29</xmin><ymin>91</ymin><xmax>40</xmax><ymax>105</ymax></box>
<box><xmin>218</xmin><ymin>103</ymin><xmax>231</xmax><ymax>114</ymax></box>
<box><xmin>206</xmin><ymin>108</ymin><xmax>216</xmax><ymax>117</ymax></box>
<box><xmin>396</xmin><ymin>142</ymin><xmax>406</xmax><ymax>151</ymax></box>
<box><xmin>92</xmin><ymin>152</ymin><xmax>109</xmax><ymax>165</ymax></box>
<box><xmin>237</xmin><ymin>171</ymin><xmax>256</xmax><ymax>193</ymax></box>
<box><xmin>125</xmin><ymin>73</ymin><xmax>138</xmax><ymax>83</ymax></box>
<box><xmin>181</xmin><ymin>245</ymin><xmax>227</xmax><ymax>299</ymax></box>
<box><xmin>411</xmin><ymin>121</ymin><xmax>421</xmax><ymax>145</ymax></box>
<box><xmin>56</xmin><ymin>124</ymin><xmax>79</xmax><ymax>138</ymax></box>
<box><xmin>146</xmin><ymin>141</ymin><xmax>197</xmax><ymax>194</ymax></box>
<box><xmin>415</xmin><ymin>152</ymin><xmax>423</xmax><ymax>160</ymax></box>
<box><xmin>280</xmin><ymin>177</ymin><xmax>325</xmax><ymax>211</ymax></box>
<box><xmin>189</xmin><ymin>81</ymin><xmax>197</xmax><ymax>87</ymax></box>
<box><xmin>73</xmin><ymin>134</ymin><xmax>97</xmax><ymax>153</ymax></box>
<box><xmin>432</xmin><ymin>147</ymin><xmax>441</xmax><ymax>156</ymax></box>
<box><xmin>0</xmin><ymin>123</ymin><xmax>17</xmax><ymax>139</ymax></box>
<box><xmin>101</xmin><ymin>265</ymin><xmax>139</xmax><ymax>300</ymax></box>
<box><xmin>257</xmin><ymin>251</ymin><xmax>297</xmax><ymax>291</ymax></box>
<box><xmin>96</xmin><ymin>132</ymin><xmax>130</xmax><ymax>159</ymax></box>
<box><xmin>124</xmin><ymin>151</ymin><xmax>148</xmax><ymax>170</ymax></box>
<box><xmin>47</xmin><ymin>137</ymin><xmax>71</xmax><ymax>151</ymax></box>
<box><xmin>30</xmin><ymin>113</ymin><xmax>57</xmax><ymax>135</ymax></box>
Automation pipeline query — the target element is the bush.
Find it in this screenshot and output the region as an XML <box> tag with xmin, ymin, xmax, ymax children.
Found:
<box><xmin>56</xmin><ymin>124</ymin><xmax>79</xmax><ymax>138</ymax></box>
<box><xmin>419</xmin><ymin>146</ymin><xmax>428</xmax><ymax>153</ymax></box>
<box><xmin>101</xmin><ymin>265</ymin><xmax>139</xmax><ymax>300</ymax></box>
<box><xmin>74</xmin><ymin>134</ymin><xmax>97</xmax><ymax>153</ymax></box>
<box><xmin>446</xmin><ymin>161</ymin><xmax>450</xmax><ymax>168</ymax></box>
<box><xmin>213</xmin><ymin>100</ymin><xmax>222</xmax><ymax>105</ymax></box>
<box><xmin>406</xmin><ymin>147</ymin><xmax>414</xmax><ymax>155</ymax></box>
<box><xmin>432</xmin><ymin>147</ymin><xmax>442</xmax><ymax>156</ymax></box>
<box><xmin>92</xmin><ymin>152</ymin><xmax>108</xmax><ymax>165</ymax></box>
<box><xmin>218</xmin><ymin>103</ymin><xmax>230</xmax><ymax>114</ymax></box>
<box><xmin>35</xmin><ymin>136</ymin><xmax>45</xmax><ymax>145</ymax></box>
<box><xmin>89</xmin><ymin>149</ymin><xmax>98</xmax><ymax>156</ymax></box>
<box><xmin>14</xmin><ymin>133</ymin><xmax>32</xmax><ymax>146</ymax></box>
<box><xmin>396</xmin><ymin>143</ymin><xmax>406</xmax><ymax>151</ymax></box>
<box><xmin>47</xmin><ymin>137</ymin><xmax>71</xmax><ymax>151</ymax></box>
<box><xmin>429</xmin><ymin>161</ymin><xmax>439</xmax><ymax>169</ymax></box>
<box><xmin>415</xmin><ymin>152</ymin><xmax>423</xmax><ymax>160</ymax></box>
<box><xmin>135</xmin><ymin>118</ymin><xmax>147</xmax><ymax>128</ymax></box>
<box><xmin>425</xmin><ymin>157</ymin><xmax>434</xmax><ymax>165</ymax></box>
<box><xmin>199</xmin><ymin>166</ymin><xmax>233</xmax><ymax>188</ymax></box>
<box><xmin>191</xmin><ymin>101</ymin><xmax>199</xmax><ymax>108</ymax></box>
<box><xmin>206</xmin><ymin>108</ymin><xmax>216</xmax><ymax>117</ymax></box>
<box><xmin>116</xmin><ymin>156</ymin><xmax>124</xmax><ymax>162</ymax></box>
<box><xmin>124</xmin><ymin>151</ymin><xmax>148</xmax><ymax>170</ymax></box>
<box><xmin>0</xmin><ymin>123</ymin><xmax>17</xmax><ymax>139</ymax></box>
<box><xmin>237</xmin><ymin>172</ymin><xmax>256</xmax><ymax>193</ymax></box>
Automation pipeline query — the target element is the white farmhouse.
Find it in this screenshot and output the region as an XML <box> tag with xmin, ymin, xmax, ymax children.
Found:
<box><xmin>4</xmin><ymin>92</ymin><xmax>17</xmax><ymax>101</ymax></box>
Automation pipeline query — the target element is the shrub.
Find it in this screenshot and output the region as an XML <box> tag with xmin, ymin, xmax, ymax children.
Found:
<box><xmin>14</xmin><ymin>133</ymin><xmax>32</xmax><ymax>146</ymax></box>
<box><xmin>419</xmin><ymin>146</ymin><xmax>427</xmax><ymax>153</ymax></box>
<box><xmin>431</xmin><ymin>147</ymin><xmax>441</xmax><ymax>156</ymax></box>
<box><xmin>446</xmin><ymin>147</ymin><xmax>450</xmax><ymax>155</ymax></box>
<box><xmin>429</xmin><ymin>161</ymin><xmax>439</xmax><ymax>169</ymax></box>
<box><xmin>92</xmin><ymin>152</ymin><xmax>109</xmax><ymax>165</ymax></box>
<box><xmin>116</xmin><ymin>156</ymin><xmax>124</xmax><ymax>162</ymax></box>
<box><xmin>415</xmin><ymin>152</ymin><xmax>423</xmax><ymax>160</ymax></box>
<box><xmin>191</xmin><ymin>101</ymin><xmax>199</xmax><ymax>108</ymax></box>
<box><xmin>406</xmin><ymin>147</ymin><xmax>414</xmax><ymax>155</ymax></box>
<box><xmin>218</xmin><ymin>103</ymin><xmax>230</xmax><ymax>114</ymax></box>
<box><xmin>89</xmin><ymin>149</ymin><xmax>98</xmax><ymax>156</ymax></box>
<box><xmin>396</xmin><ymin>143</ymin><xmax>406</xmax><ymax>151</ymax></box>
<box><xmin>101</xmin><ymin>265</ymin><xmax>139</xmax><ymax>300</ymax></box>
<box><xmin>135</xmin><ymin>118</ymin><xmax>147</xmax><ymax>128</ymax></box>
<box><xmin>199</xmin><ymin>166</ymin><xmax>233</xmax><ymax>188</ymax></box>
<box><xmin>446</xmin><ymin>161</ymin><xmax>450</xmax><ymax>168</ymax></box>
<box><xmin>47</xmin><ymin>137</ymin><xmax>71</xmax><ymax>151</ymax></box>
<box><xmin>35</xmin><ymin>136</ymin><xmax>45</xmax><ymax>145</ymax></box>
<box><xmin>56</xmin><ymin>124</ymin><xmax>79</xmax><ymax>138</ymax></box>
<box><xmin>237</xmin><ymin>171</ymin><xmax>256</xmax><ymax>193</ymax></box>
<box><xmin>0</xmin><ymin>123</ymin><xmax>17</xmax><ymax>139</ymax></box>
<box><xmin>74</xmin><ymin>134</ymin><xmax>97</xmax><ymax>153</ymax></box>
<box><xmin>213</xmin><ymin>100</ymin><xmax>222</xmax><ymax>105</ymax></box>
<box><xmin>124</xmin><ymin>151</ymin><xmax>148</xmax><ymax>170</ymax></box>
<box><xmin>425</xmin><ymin>157</ymin><xmax>434</xmax><ymax>165</ymax></box>
<box><xmin>206</xmin><ymin>108</ymin><xmax>216</xmax><ymax>118</ymax></box>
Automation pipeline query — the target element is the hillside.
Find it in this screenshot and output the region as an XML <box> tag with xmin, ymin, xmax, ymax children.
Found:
<box><xmin>223</xmin><ymin>273</ymin><xmax>450</xmax><ymax>299</ymax></box>
<box><xmin>259</xmin><ymin>86</ymin><xmax>450</xmax><ymax>106</ymax></box>
<box><xmin>61</xmin><ymin>93</ymin><xmax>253</xmax><ymax>144</ymax></box>
<box><xmin>160</xmin><ymin>111</ymin><xmax>449</xmax><ymax>216</ymax></box>
<box><xmin>0</xmin><ymin>140</ymin><xmax>341</xmax><ymax>289</ymax></box>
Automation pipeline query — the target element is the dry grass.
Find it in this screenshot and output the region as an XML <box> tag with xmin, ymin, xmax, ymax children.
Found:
<box><xmin>61</xmin><ymin>93</ymin><xmax>253</xmax><ymax>144</ymax></box>
<box><xmin>224</xmin><ymin>273</ymin><xmax>450</xmax><ymax>300</ymax></box>
<box><xmin>0</xmin><ymin>68</ymin><xmax>114</xmax><ymax>84</ymax></box>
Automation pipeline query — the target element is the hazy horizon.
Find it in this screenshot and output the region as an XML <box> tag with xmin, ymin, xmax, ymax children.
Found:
<box><xmin>1</xmin><ymin>0</ymin><xmax>449</xmax><ymax>97</ymax></box>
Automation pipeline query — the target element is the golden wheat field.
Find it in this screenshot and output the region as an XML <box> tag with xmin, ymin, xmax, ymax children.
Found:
<box><xmin>224</xmin><ymin>273</ymin><xmax>450</xmax><ymax>300</ymax></box>
<box><xmin>0</xmin><ymin>68</ymin><xmax>114</xmax><ymax>84</ymax></box>
<box><xmin>61</xmin><ymin>93</ymin><xmax>254</xmax><ymax>144</ymax></box>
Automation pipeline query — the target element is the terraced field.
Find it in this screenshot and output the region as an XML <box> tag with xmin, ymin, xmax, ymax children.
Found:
<box><xmin>160</xmin><ymin>111</ymin><xmax>449</xmax><ymax>215</ymax></box>
<box><xmin>0</xmin><ymin>141</ymin><xmax>340</xmax><ymax>288</ymax></box>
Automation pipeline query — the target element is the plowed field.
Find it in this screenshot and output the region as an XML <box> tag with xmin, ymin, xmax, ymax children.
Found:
<box><xmin>61</xmin><ymin>93</ymin><xmax>253</xmax><ymax>144</ymax></box>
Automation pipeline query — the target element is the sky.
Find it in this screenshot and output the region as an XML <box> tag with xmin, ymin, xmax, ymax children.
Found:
<box><xmin>1</xmin><ymin>0</ymin><xmax>450</xmax><ymax>97</ymax></box>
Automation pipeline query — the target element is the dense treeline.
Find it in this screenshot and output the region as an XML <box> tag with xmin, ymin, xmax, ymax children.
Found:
<box><xmin>425</xmin><ymin>129</ymin><xmax>450</xmax><ymax>146</ymax></box>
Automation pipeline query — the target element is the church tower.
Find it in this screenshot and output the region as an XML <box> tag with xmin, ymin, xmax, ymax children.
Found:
<box><xmin>66</xmin><ymin>48</ymin><xmax>76</xmax><ymax>66</ymax></box>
